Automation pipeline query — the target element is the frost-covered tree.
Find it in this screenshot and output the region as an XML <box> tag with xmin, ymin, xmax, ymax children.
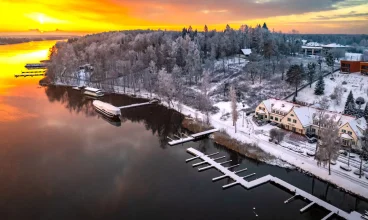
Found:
<box><xmin>332</xmin><ymin>85</ymin><xmax>344</xmax><ymax>105</ymax></box>
<box><xmin>279</xmin><ymin>58</ymin><xmax>288</xmax><ymax>80</ymax></box>
<box><xmin>314</xmin><ymin>76</ymin><xmax>325</xmax><ymax>95</ymax></box>
<box><xmin>157</xmin><ymin>68</ymin><xmax>176</xmax><ymax>108</ymax></box>
<box><xmin>317</xmin><ymin>56</ymin><xmax>323</xmax><ymax>74</ymax></box>
<box><xmin>286</xmin><ymin>64</ymin><xmax>304</xmax><ymax>97</ymax></box>
<box><xmin>326</xmin><ymin>52</ymin><xmax>335</xmax><ymax>76</ymax></box>
<box><xmin>316</xmin><ymin>114</ymin><xmax>341</xmax><ymax>175</ymax></box>
<box><xmin>230</xmin><ymin>86</ymin><xmax>238</xmax><ymax>133</ymax></box>
<box><xmin>307</xmin><ymin>62</ymin><xmax>316</xmax><ymax>88</ymax></box>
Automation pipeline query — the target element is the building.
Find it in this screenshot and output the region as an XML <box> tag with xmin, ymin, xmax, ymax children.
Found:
<box><xmin>241</xmin><ymin>49</ymin><xmax>252</xmax><ymax>57</ymax></box>
<box><xmin>301</xmin><ymin>42</ymin><xmax>323</xmax><ymax>56</ymax></box>
<box><xmin>361</xmin><ymin>62</ymin><xmax>368</xmax><ymax>75</ymax></box>
<box><xmin>254</xmin><ymin>99</ymin><xmax>294</xmax><ymax>123</ymax></box>
<box><xmin>255</xmin><ymin>99</ymin><xmax>367</xmax><ymax>149</ymax></box>
<box><xmin>341</xmin><ymin>60</ymin><xmax>362</xmax><ymax>73</ymax></box>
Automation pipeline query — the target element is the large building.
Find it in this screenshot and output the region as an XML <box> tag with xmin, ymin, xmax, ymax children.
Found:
<box><xmin>301</xmin><ymin>42</ymin><xmax>349</xmax><ymax>56</ymax></box>
<box><xmin>255</xmin><ymin>99</ymin><xmax>367</xmax><ymax>149</ymax></box>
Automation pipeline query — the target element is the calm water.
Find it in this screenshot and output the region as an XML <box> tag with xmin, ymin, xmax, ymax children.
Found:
<box><xmin>0</xmin><ymin>41</ymin><xmax>367</xmax><ymax>220</ymax></box>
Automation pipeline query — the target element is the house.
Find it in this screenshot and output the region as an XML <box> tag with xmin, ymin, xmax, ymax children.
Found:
<box><xmin>241</xmin><ymin>49</ymin><xmax>252</xmax><ymax>57</ymax></box>
<box><xmin>255</xmin><ymin>99</ymin><xmax>367</xmax><ymax>149</ymax></box>
<box><xmin>254</xmin><ymin>99</ymin><xmax>294</xmax><ymax>123</ymax></box>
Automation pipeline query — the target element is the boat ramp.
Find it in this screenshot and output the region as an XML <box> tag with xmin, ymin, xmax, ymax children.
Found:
<box><xmin>186</xmin><ymin>147</ymin><xmax>363</xmax><ymax>220</ymax></box>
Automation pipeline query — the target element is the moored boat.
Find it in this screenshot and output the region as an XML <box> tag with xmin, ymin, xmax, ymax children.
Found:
<box><xmin>83</xmin><ymin>87</ymin><xmax>104</xmax><ymax>97</ymax></box>
<box><xmin>92</xmin><ymin>100</ymin><xmax>121</xmax><ymax>119</ymax></box>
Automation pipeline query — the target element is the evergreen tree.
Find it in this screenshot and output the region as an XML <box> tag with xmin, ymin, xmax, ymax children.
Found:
<box><xmin>262</xmin><ymin>22</ymin><xmax>269</xmax><ymax>30</ymax></box>
<box><xmin>204</xmin><ymin>25</ymin><xmax>208</xmax><ymax>33</ymax></box>
<box><xmin>364</xmin><ymin>104</ymin><xmax>368</xmax><ymax>120</ymax></box>
<box><xmin>182</xmin><ymin>28</ymin><xmax>187</xmax><ymax>38</ymax></box>
<box><xmin>314</xmin><ymin>76</ymin><xmax>325</xmax><ymax>95</ymax></box>
<box><xmin>286</xmin><ymin>64</ymin><xmax>304</xmax><ymax>97</ymax></box>
<box><xmin>344</xmin><ymin>91</ymin><xmax>355</xmax><ymax>114</ymax></box>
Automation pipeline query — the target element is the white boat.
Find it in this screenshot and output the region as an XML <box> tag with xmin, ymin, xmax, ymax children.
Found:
<box><xmin>83</xmin><ymin>87</ymin><xmax>104</xmax><ymax>97</ymax></box>
<box><xmin>93</xmin><ymin>100</ymin><xmax>121</xmax><ymax>119</ymax></box>
<box><xmin>72</xmin><ymin>86</ymin><xmax>84</xmax><ymax>91</ymax></box>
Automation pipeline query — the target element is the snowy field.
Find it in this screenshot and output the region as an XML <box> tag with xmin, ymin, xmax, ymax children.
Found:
<box><xmin>291</xmin><ymin>72</ymin><xmax>368</xmax><ymax>113</ymax></box>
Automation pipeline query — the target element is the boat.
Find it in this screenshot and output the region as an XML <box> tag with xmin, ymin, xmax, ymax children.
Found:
<box><xmin>99</xmin><ymin>113</ymin><xmax>122</xmax><ymax>127</ymax></box>
<box><xmin>83</xmin><ymin>87</ymin><xmax>104</xmax><ymax>97</ymax></box>
<box><xmin>93</xmin><ymin>100</ymin><xmax>121</xmax><ymax>119</ymax></box>
<box><xmin>72</xmin><ymin>86</ymin><xmax>85</xmax><ymax>91</ymax></box>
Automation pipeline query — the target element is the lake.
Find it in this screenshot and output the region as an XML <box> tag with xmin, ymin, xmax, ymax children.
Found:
<box><xmin>0</xmin><ymin>40</ymin><xmax>367</xmax><ymax>220</ymax></box>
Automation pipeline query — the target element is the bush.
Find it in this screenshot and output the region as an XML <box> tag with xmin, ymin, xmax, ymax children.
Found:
<box><xmin>269</xmin><ymin>128</ymin><xmax>286</xmax><ymax>144</ymax></box>
<box><xmin>342</xmin><ymin>81</ymin><xmax>348</xmax><ymax>85</ymax></box>
<box><xmin>330</xmin><ymin>94</ymin><xmax>337</xmax><ymax>100</ymax></box>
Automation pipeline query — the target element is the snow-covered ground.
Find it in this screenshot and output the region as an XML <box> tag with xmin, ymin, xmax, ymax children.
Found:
<box><xmin>291</xmin><ymin>72</ymin><xmax>368</xmax><ymax>113</ymax></box>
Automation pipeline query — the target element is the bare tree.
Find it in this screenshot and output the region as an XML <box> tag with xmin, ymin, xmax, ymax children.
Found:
<box><xmin>332</xmin><ymin>85</ymin><xmax>344</xmax><ymax>106</ymax></box>
<box><xmin>157</xmin><ymin>68</ymin><xmax>176</xmax><ymax>108</ymax></box>
<box><xmin>230</xmin><ymin>86</ymin><xmax>238</xmax><ymax>133</ymax></box>
<box><xmin>279</xmin><ymin>58</ymin><xmax>288</xmax><ymax>80</ymax></box>
<box><xmin>316</xmin><ymin>114</ymin><xmax>341</xmax><ymax>175</ymax></box>
<box><xmin>314</xmin><ymin>96</ymin><xmax>330</xmax><ymax>155</ymax></box>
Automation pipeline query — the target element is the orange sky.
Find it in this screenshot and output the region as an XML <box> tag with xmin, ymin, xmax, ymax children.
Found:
<box><xmin>0</xmin><ymin>0</ymin><xmax>367</xmax><ymax>34</ymax></box>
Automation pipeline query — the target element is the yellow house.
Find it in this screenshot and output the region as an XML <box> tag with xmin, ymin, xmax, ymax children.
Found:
<box><xmin>339</xmin><ymin>117</ymin><xmax>367</xmax><ymax>148</ymax></box>
<box><xmin>255</xmin><ymin>99</ymin><xmax>367</xmax><ymax>149</ymax></box>
<box><xmin>255</xmin><ymin>99</ymin><xmax>294</xmax><ymax>123</ymax></box>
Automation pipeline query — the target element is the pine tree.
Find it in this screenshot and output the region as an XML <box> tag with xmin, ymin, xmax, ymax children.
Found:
<box><xmin>314</xmin><ymin>76</ymin><xmax>325</xmax><ymax>95</ymax></box>
<box><xmin>364</xmin><ymin>104</ymin><xmax>368</xmax><ymax>120</ymax></box>
<box><xmin>344</xmin><ymin>91</ymin><xmax>355</xmax><ymax>114</ymax></box>
<box><xmin>262</xmin><ymin>22</ymin><xmax>269</xmax><ymax>30</ymax></box>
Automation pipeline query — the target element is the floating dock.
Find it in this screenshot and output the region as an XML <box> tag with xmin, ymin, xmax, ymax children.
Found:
<box><xmin>168</xmin><ymin>129</ymin><xmax>219</xmax><ymax>146</ymax></box>
<box><xmin>186</xmin><ymin>147</ymin><xmax>362</xmax><ymax>220</ymax></box>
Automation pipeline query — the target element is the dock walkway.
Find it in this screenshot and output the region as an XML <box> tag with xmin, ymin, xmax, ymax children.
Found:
<box><xmin>118</xmin><ymin>102</ymin><xmax>152</xmax><ymax>110</ymax></box>
<box><xmin>15</xmin><ymin>73</ymin><xmax>47</xmax><ymax>78</ymax></box>
<box><xmin>168</xmin><ymin>129</ymin><xmax>219</xmax><ymax>146</ymax></box>
<box><xmin>187</xmin><ymin>147</ymin><xmax>362</xmax><ymax>220</ymax></box>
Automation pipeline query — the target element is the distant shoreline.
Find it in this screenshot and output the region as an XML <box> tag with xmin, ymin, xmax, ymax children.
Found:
<box><xmin>0</xmin><ymin>36</ymin><xmax>74</xmax><ymax>45</ymax></box>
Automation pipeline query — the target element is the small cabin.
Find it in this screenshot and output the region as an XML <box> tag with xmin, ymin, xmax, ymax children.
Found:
<box><xmin>340</xmin><ymin>61</ymin><xmax>361</xmax><ymax>73</ymax></box>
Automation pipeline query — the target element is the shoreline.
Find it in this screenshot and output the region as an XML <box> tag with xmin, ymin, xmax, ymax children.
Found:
<box><xmin>48</xmin><ymin>81</ymin><xmax>368</xmax><ymax>201</ymax></box>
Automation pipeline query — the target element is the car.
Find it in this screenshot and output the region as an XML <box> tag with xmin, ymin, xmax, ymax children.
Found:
<box><xmin>269</xmin><ymin>138</ymin><xmax>273</xmax><ymax>142</ymax></box>
<box><xmin>270</xmin><ymin>122</ymin><xmax>278</xmax><ymax>126</ymax></box>
<box><xmin>340</xmin><ymin>165</ymin><xmax>352</xmax><ymax>171</ymax></box>
<box><xmin>353</xmin><ymin>169</ymin><xmax>366</xmax><ymax>176</ymax></box>
<box><xmin>330</xmin><ymin>160</ymin><xmax>337</xmax><ymax>165</ymax></box>
<box><xmin>339</xmin><ymin>150</ymin><xmax>348</xmax><ymax>156</ymax></box>
<box><xmin>306</xmin><ymin>151</ymin><xmax>315</xmax><ymax>157</ymax></box>
<box><xmin>307</xmin><ymin>137</ymin><xmax>317</xmax><ymax>143</ymax></box>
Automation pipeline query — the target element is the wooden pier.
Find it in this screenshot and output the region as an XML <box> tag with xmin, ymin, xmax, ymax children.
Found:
<box><xmin>186</xmin><ymin>147</ymin><xmax>363</xmax><ymax>220</ymax></box>
<box><xmin>168</xmin><ymin>129</ymin><xmax>219</xmax><ymax>146</ymax></box>
<box><xmin>15</xmin><ymin>73</ymin><xmax>47</xmax><ymax>78</ymax></box>
<box><xmin>118</xmin><ymin>102</ymin><xmax>153</xmax><ymax>110</ymax></box>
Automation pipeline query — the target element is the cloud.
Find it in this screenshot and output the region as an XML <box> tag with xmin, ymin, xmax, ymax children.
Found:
<box><xmin>312</xmin><ymin>11</ymin><xmax>368</xmax><ymax>20</ymax></box>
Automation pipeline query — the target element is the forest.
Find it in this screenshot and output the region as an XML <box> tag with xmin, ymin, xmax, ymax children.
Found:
<box><xmin>47</xmin><ymin>24</ymin><xmax>367</xmax><ymax>112</ymax></box>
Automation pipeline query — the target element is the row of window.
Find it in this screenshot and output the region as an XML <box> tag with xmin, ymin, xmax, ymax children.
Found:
<box><xmin>271</xmin><ymin>110</ymin><xmax>286</xmax><ymax>116</ymax></box>
<box><xmin>270</xmin><ymin>116</ymin><xmax>279</xmax><ymax>121</ymax></box>
<box><xmin>341</xmin><ymin>129</ymin><xmax>353</xmax><ymax>136</ymax></box>
<box><xmin>287</xmin><ymin>118</ymin><xmax>297</xmax><ymax>123</ymax></box>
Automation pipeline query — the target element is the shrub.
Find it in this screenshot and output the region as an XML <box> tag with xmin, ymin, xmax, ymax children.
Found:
<box><xmin>342</xmin><ymin>81</ymin><xmax>348</xmax><ymax>85</ymax></box>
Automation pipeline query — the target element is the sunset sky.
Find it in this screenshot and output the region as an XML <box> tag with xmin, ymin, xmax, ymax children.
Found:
<box><xmin>0</xmin><ymin>0</ymin><xmax>368</xmax><ymax>34</ymax></box>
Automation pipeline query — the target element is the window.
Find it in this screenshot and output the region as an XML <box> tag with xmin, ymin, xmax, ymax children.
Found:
<box><xmin>342</xmin><ymin>129</ymin><xmax>346</xmax><ymax>133</ymax></box>
<box><xmin>293</xmin><ymin>119</ymin><xmax>297</xmax><ymax>123</ymax></box>
<box><xmin>275</xmin><ymin>117</ymin><xmax>279</xmax><ymax>121</ymax></box>
<box><xmin>270</xmin><ymin>116</ymin><xmax>274</xmax><ymax>120</ymax></box>
<box><xmin>287</xmin><ymin>118</ymin><xmax>291</xmax><ymax>122</ymax></box>
<box><xmin>291</xmin><ymin>114</ymin><xmax>294</xmax><ymax>117</ymax></box>
<box><xmin>265</xmin><ymin>116</ymin><xmax>267</xmax><ymax>119</ymax></box>
<box><xmin>348</xmin><ymin>131</ymin><xmax>352</xmax><ymax>135</ymax></box>
<box><xmin>352</xmin><ymin>141</ymin><xmax>355</xmax><ymax>145</ymax></box>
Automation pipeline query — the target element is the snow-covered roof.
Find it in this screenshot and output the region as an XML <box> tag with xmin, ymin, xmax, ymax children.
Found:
<box><xmin>306</xmin><ymin>42</ymin><xmax>323</xmax><ymax>47</ymax></box>
<box><xmin>293</xmin><ymin>107</ymin><xmax>316</xmax><ymax>127</ymax></box>
<box><xmin>302</xmin><ymin>46</ymin><xmax>322</xmax><ymax>49</ymax></box>
<box><xmin>263</xmin><ymin>99</ymin><xmax>294</xmax><ymax>114</ymax></box>
<box><xmin>258</xmin><ymin>109</ymin><xmax>266</xmax><ymax>114</ymax></box>
<box><xmin>341</xmin><ymin>133</ymin><xmax>353</xmax><ymax>140</ymax></box>
<box><xmin>343</xmin><ymin>53</ymin><xmax>363</xmax><ymax>61</ymax></box>
<box><xmin>322</xmin><ymin>43</ymin><xmax>348</xmax><ymax>48</ymax></box>
<box><xmin>241</xmin><ymin>49</ymin><xmax>252</xmax><ymax>55</ymax></box>
<box><xmin>348</xmin><ymin>117</ymin><xmax>367</xmax><ymax>137</ymax></box>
